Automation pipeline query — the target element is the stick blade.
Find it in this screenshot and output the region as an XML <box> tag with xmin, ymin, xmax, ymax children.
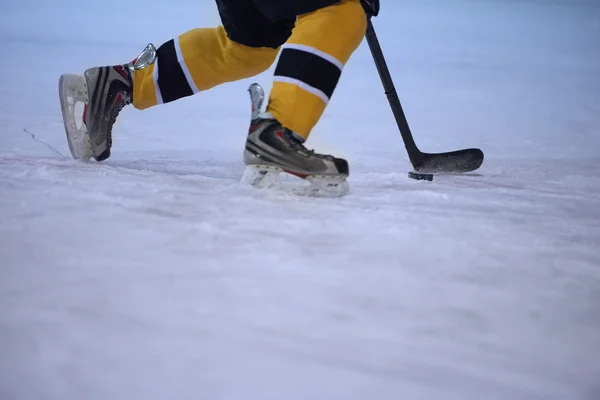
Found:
<box><xmin>413</xmin><ymin>148</ymin><xmax>484</xmax><ymax>173</ymax></box>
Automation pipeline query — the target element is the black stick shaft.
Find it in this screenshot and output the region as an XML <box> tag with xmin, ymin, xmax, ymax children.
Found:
<box><xmin>365</xmin><ymin>18</ymin><xmax>421</xmax><ymax>161</ymax></box>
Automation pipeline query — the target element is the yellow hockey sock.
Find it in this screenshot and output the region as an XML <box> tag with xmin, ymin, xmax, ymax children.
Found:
<box><xmin>133</xmin><ymin>26</ymin><xmax>279</xmax><ymax>110</ymax></box>
<box><xmin>266</xmin><ymin>0</ymin><xmax>367</xmax><ymax>139</ymax></box>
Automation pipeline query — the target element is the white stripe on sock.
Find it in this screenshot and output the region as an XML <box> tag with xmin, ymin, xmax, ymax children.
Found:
<box><xmin>174</xmin><ymin>36</ymin><xmax>200</xmax><ymax>94</ymax></box>
<box><xmin>282</xmin><ymin>43</ymin><xmax>344</xmax><ymax>71</ymax></box>
<box><xmin>153</xmin><ymin>60</ymin><xmax>163</xmax><ymax>105</ymax></box>
<box><xmin>272</xmin><ymin>76</ymin><xmax>330</xmax><ymax>104</ymax></box>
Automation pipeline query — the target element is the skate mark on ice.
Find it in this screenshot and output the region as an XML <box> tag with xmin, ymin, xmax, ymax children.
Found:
<box><xmin>22</xmin><ymin>127</ymin><xmax>67</xmax><ymax>158</ymax></box>
<box><xmin>0</xmin><ymin>156</ymin><xmax>79</xmax><ymax>168</ymax></box>
<box><xmin>105</xmin><ymin>159</ymin><xmax>241</xmax><ymax>182</ymax></box>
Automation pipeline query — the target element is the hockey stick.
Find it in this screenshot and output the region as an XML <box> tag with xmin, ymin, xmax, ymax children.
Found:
<box><xmin>365</xmin><ymin>18</ymin><xmax>484</xmax><ymax>173</ymax></box>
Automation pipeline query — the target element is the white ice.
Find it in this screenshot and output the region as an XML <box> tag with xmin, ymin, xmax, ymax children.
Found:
<box><xmin>1</xmin><ymin>0</ymin><xmax>600</xmax><ymax>399</ymax></box>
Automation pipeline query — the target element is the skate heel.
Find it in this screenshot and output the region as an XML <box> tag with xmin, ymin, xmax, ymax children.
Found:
<box><xmin>58</xmin><ymin>73</ymin><xmax>92</xmax><ymax>160</ymax></box>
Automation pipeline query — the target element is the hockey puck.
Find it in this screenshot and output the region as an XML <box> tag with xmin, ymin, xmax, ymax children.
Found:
<box><xmin>408</xmin><ymin>171</ymin><xmax>434</xmax><ymax>181</ymax></box>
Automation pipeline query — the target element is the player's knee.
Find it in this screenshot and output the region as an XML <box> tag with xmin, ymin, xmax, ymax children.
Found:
<box><xmin>307</xmin><ymin>0</ymin><xmax>367</xmax><ymax>58</ymax></box>
<box><xmin>231</xmin><ymin>43</ymin><xmax>279</xmax><ymax>76</ymax></box>
<box><xmin>339</xmin><ymin>0</ymin><xmax>368</xmax><ymax>44</ymax></box>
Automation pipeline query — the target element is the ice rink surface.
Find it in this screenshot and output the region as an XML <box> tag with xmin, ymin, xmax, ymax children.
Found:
<box><xmin>1</xmin><ymin>0</ymin><xmax>599</xmax><ymax>399</ymax></box>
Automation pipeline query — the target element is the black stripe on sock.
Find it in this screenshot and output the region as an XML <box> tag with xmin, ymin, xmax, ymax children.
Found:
<box><xmin>156</xmin><ymin>39</ymin><xmax>193</xmax><ymax>103</ymax></box>
<box><xmin>273</xmin><ymin>47</ymin><xmax>342</xmax><ymax>100</ymax></box>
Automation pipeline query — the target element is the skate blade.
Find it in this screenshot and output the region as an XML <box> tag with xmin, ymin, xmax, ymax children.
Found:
<box><xmin>304</xmin><ymin>175</ymin><xmax>349</xmax><ymax>198</ymax></box>
<box><xmin>58</xmin><ymin>73</ymin><xmax>92</xmax><ymax>161</ymax></box>
<box><xmin>241</xmin><ymin>165</ymin><xmax>349</xmax><ymax>198</ymax></box>
<box><xmin>241</xmin><ymin>165</ymin><xmax>281</xmax><ymax>189</ymax></box>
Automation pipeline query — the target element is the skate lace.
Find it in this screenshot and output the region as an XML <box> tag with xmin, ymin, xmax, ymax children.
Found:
<box><xmin>106</xmin><ymin>94</ymin><xmax>132</xmax><ymax>147</ymax></box>
<box><xmin>285</xmin><ymin>130</ymin><xmax>334</xmax><ymax>160</ymax></box>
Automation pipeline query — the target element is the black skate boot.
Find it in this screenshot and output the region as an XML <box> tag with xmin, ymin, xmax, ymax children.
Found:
<box><xmin>58</xmin><ymin>43</ymin><xmax>157</xmax><ymax>161</ymax></box>
<box><xmin>241</xmin><ymin>83</ymin><xmax>349</xmax><ymax>196</ymax></box>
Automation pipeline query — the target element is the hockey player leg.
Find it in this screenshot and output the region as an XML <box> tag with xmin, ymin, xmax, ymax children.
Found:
<box><xmin>132</xmin><ymin>26</ymin><xmax>280</xmax><ymax>110</ymax></box>
<box><xmin>58</xmin><ymin>0</ymin><xmax>284</xmax><ymax>162</ymax></box>
<box><xmin>242</xmin><ymin>0</ymin><xmax>366</xmax><ymax>195</ymax></box>
<box><xmin>266</xmin><ymin>0</ymin><xmax>367</xmax><ymax>138</ymax></box>
<box><xmin>134</xmin><ymin>0</ymin><xmax>291</xmax><ymax>110</ymax></box>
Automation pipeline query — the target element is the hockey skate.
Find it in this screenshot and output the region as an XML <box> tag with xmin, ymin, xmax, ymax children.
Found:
<box><xmin>58</xmin><ymin>43</ymin><xmax>157</xmax><ymax>161</ymax></box>
<box><xmin>241</xmin><ymin>83</ymin><xmax>349</xmax><ymax>197</ymax></box>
